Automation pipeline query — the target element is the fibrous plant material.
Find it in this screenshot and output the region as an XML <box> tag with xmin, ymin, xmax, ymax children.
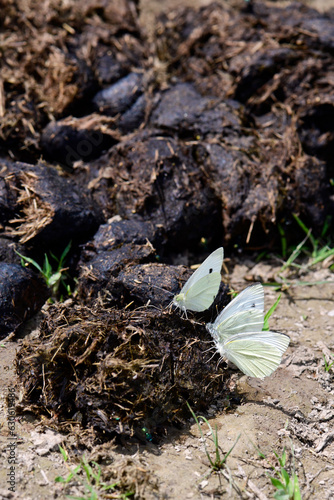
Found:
<box><xmin>15</xmin><ymin>296</ymin><xmax>231</xmax><ymax>440</ymax></box>
<box><xmin>2</xmin><ymin>162</ymin><xmax>102</xmax><ymax>247</ymax></box>
<box><xmin>0</xmin><ymin>0</ymin><xmax>144</xmax><ymax>160</ymax></box>
<box><xmin>7</xmin><ymin>171</ymin><xmax>54</xmax><ymax>244</ymax></box>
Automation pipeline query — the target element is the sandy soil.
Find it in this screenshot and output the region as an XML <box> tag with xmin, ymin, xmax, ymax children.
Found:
<box><xmin>1</xmin><ymin>1</ymin><xmax>334</xmax><ymax>499</ymax></box>
<box><xmin>1</xmin><ymin>258</ymin><xmax>334</xmax><ymax>499</ymax></box>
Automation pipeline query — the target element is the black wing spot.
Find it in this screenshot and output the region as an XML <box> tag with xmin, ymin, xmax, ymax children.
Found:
<box><xmin>209</xmin><ymin>268</ymin><xmax>213</xmax><ymax>274</ymax></box>
<box><xmin>251</xmin><ymin>302</ymin><xmax>255</xmax><ymax>308</ymax></box>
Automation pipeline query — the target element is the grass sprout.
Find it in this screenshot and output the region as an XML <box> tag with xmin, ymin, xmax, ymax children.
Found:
<box><xmin>280</xmin><ymin>214</ymin><xmax>334</xmax><ymax>273</ymax></box>
<box><xmin>16</xmin><ymin>241</ymin><xmax>72</xmax><ymax>300</ymax></box>
<box><xmin>247</xmin><ymin>437</ymin><xmax>302</xmax><ymax>500</ymax></box>
<box><xmin>323</xmin><ymin>353</ymin><xmax>334</xmax><ymax>372</ymax></box>
<box><xmin>187</xmin><ymin>402</ymin><xmax>240</xmax><ymax>472</ymax></box>
<box><xmin>267</xmin><ymin>445</ymin><xmax>301</xmax><ymax>500</ymax></box>
<box><xmin>55</xmin><ymin>446</ymin><xmax>130</xmax><ymax>500</ymax></box>
<box><xmin>278</xmin><ymin>222</ymin><xmax>288</xmax><ymax>260</ymax></box>
<box><xmin>263</xmin><ymin>278</ymin><xmax>334</xmax><ymax>292</ymax></box>
<box><xmin>263</xmin><ymin>294</ymin><xmax>281</xmax><ymax>331</ymax></box>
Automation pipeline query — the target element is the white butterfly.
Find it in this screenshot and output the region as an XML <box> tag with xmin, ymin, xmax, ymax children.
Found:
<box><xmin>206</xmin><ymin>284</ymin><xmax>289</xmax><ymax>378</ymax></box>
<box><xmin>173</xmin><ymin>247</ymin><xmax>224</xmax><ymax>313</ymax></box>
<box><xmin>206</xmin><ymin>283</ymin><xmax>264</xmax><ymax>341</ymax></box>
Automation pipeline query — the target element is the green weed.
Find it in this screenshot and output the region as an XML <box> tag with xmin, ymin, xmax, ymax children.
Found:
<box><xmin>255</xmin><ymin>250</ymin><xmax>268</xmax><ymax>262</ymax></box>
<box><xmin>55</xmin><ymin>446</ymin><xmax>132</xmax><ymax>500</ymax></box>
<box><xmin>229</xmin><ymin>287</ymin><xmax>239</xmax><ymax>299</ymax></box>
<box><xmin>263</xmin><ymin>279</ymin><xmax>334</xmax><ymax>292</ymax></box>
<box><xmin>323</xmin><ymin>353</ymin><xmax>334</xmax><ymax>372</ymax></box>
<box><xmin>244</xmin><ymin>434</ymin><xmax>266</xmax><ymax>460</ymax></box>
<box><xmin>268</xmin><ymin>446</ymin><xmax>301</xmax><ymax>500</ymax></box>
<box><xmin>247</xmin><ymin>436</ymin><xmax>302</xmax><ymax>500</ymax></box>
<box><xmin>278</xmin><ymin>222</ymin><xmax>288</xmax><ymax>260</ymax></box>
<box><xmin>187</xmin><ymin>402</ymin><xmax>240</xmax><ymax>472</ymax></box>
<box><xmin>16</xmin><ymin>241</ymin><xmax>73</xmax><ymax>300</ymax></box>
<box><xmin>280</xmin><ymin>214</ymin><xmax>334</xmax><ymax>272</ymax></box>
<box><xmin>263</xmin><ymin>294</ymin><xmax>281</xmax><ymax>331</ymax></box>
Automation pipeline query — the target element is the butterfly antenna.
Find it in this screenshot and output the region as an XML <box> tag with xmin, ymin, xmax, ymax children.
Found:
<box><xmin>144</xmin><ymin>302</ymin><xmax>165</xmax><ymax>313</ymax></box>
<box><xmin>150</xmin><ymin>283</ymin><xmax>174</xmax><ymax>296</ymax></box>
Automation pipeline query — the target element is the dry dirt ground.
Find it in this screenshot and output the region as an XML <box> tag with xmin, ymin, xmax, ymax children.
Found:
<box><xmin>0</xmin><ymin>258</ymin><xmax>333</xmax><ymax>499</ymax></box>
<box><xmin>1</xmin><ymin>1</ymin><xmax>334</xmax><ymax>499</ymax></box>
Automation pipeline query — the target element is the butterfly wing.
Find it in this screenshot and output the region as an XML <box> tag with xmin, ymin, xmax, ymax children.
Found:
<box><xmin>174</xmin><ymin>247</ymin><xmax>224</xmax><ymax>312</ymax></box>
<box><xmin>180</xmin><ymin>272</ymin><xmax>222</xmax><ymax>312</ymax></box>
<box><xmin>207</xmin><ymin>308</ymin><xmax>264</xmax><ymax>342</ymax></box>
<box><xmin>180</xmin><ymin>247</ymin><xmax>224</xmax><ymax>294</ymax></box>
<box><xmin>216</xmin><ymin>283</ymin><xmax>264</xmax><ymax>324</ymax></box>
<box><xmin>221</xmin><ymin>331</ymin><xmax>290</xmax><ymax>378</ymax></box>
<box><xmin>207</xmin><ymin>283</ymin><xmax>264</xmax><ymax>340</ymax></box>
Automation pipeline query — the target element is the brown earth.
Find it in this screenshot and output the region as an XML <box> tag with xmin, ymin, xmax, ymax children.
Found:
<box><xmin>1</xmin><ymin>259</ymin><xmax>334</xmax><ymax>499</ymax></box>
<box><xmin>1</xmin><ymin>1</ymin><xmax>334</xmax><ymax>499</ymax></box>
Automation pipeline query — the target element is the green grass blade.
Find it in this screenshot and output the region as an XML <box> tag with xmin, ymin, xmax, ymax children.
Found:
<box><xmin>280</xmin><ymin>229</ymin><xmax>311</xmax><ymax>272</ymax></box>
<box><xmin>310</xmin><ymin>248</ymin><xmax>334</xmax><ymax>267</ymax></box>
<box><xmin>293</xmin><ymin>474</ymin><xmax>302</xmax><ymax>500</ymax></box>
<box><xmin>292</xmin><ymin>213</ymin><xmax>317</xmax><ymax>250</ymax></box>
<box><xmin>49</xmin><ymin>250</ymin><xmax>59</xmax><ymax>264</ymax></box>
<box><xmin>59</xmin><ymin>240</ymin><xmax>72</xmax><ymax>268</ymax></box>
<box><xmin>270</xmin><ymin>477</ymin><xmax>285</xmax><ymax>489</ymax></box>
<box><xmin>48</xmin><ymin>271</ymin><xmax>62</xmax><ymax>287</ymax></box>
<box><xmin>281</xmin><ymin>467</ymin><xmax>290</xmax><ymax>487</ymax></box>
<box><xmin>43</xmin><ymin>253</ymin><xmax>52</xmax><ymax>279</ymax></box>
<box><xmin>186</xmin><ymin>402</ymin><xmax>215</xmax><ymax>469</ymax></box>
<box><xmin>280</xmin><ymin>448</ymin><xmax>287</xmax><ymax>467</ymax></box>
<box><xmin>15</xmin><ymin>251</ymin><xmax>43</xmax><ymax>273</ymax></box>
<box><xmin>278</xmin><ymin>223</ymin><xmax>287</xmax><ymax>259</ymax></box>
<box><xmin>59</xmin><ymin>445</ymin><xmax>68</xmax><ymax>462</ymax></box>
<box><xmin>321</xmin><ymin>215</ymin><xmax>332</xmax><ymax>238</ymax></box>
<box><xmin>263</xmin><ymin>294</ymin><xmax>281</xmax><ymax>331</ymax></box>
<box><xmin>244</xmin><ymin>434</ymin><xmax>266</xmax><ymax>459</ymax></box>
<box><xmin>274</xmin><ymin>491</ymin><xmax>289</xmax><ymax>500</ymax></box>
<box><xmin>221</xmin><ymin>433</ymin><xmax>241</xmax><ymax>464</ymax></box>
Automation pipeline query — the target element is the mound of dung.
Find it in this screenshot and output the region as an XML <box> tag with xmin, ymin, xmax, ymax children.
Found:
<box><xmin>16</xmin><ymin>290</ymin><xmax>230</xmax><ymax>441</ymax></box>
<box><xmin>9</xmin><ymin>0</ymin><xmax>334</xmax><ymax>445</ymax></box>
<box><xmin>0</xmin><ymin>0</ymin><xmax>144</xmax><ymax>162</ymax></box>
<box><xmin>0</xmin><ymin>262</ymin><xmax>49</xmax><ymax>338</ymax></box>
<box><xmin>1</xmin><ymin>0</ymin><xmax>333</xmax><ymax>246</ymax></box>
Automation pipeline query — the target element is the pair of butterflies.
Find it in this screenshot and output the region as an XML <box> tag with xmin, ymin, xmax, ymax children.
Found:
<box><xmin>172</xmin><ymin>247</ymin><xmax>289</xmax><ymax>379</ymax></box>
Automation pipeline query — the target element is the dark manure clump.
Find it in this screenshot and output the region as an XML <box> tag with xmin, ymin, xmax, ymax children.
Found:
<box><xmin>16</xmin><ymin>295</ymin><xmax>230</xmax><ymax>442</ymax></box>
<box><xmin>4</xmin><ymin>0</ymin><xmax>334</xmax><ymax>445</ymax></box>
